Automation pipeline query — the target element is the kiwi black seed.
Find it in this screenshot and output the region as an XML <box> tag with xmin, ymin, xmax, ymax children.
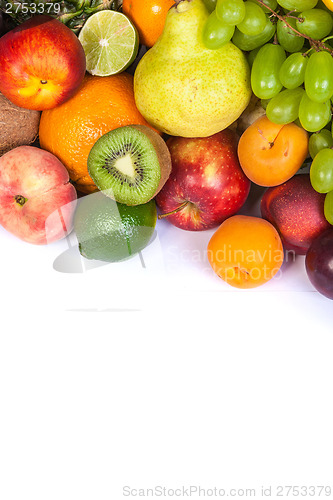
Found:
<box><xmin>88</xmin><ymin>125</ymin><xmax>172</xmax><ymax>206</ymax></box>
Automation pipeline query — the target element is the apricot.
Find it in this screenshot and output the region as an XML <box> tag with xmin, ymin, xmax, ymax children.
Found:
<box><xmin>207</xmin><ymin>215</ymin><xmax>284</xmax><ymax>289</ymax></box>
<box><xmin>237</xmin><ymin>115</ymin><xmax>308</xmax><ymax>187</ymax></box>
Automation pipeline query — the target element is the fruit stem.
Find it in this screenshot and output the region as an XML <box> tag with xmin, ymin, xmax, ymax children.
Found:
<box><xmin>175</xmin><ymin>0</ymin><xmax>193</xmax><ymax>12</ymax></box>
<box><xmin>255</xmin><ymin>0</ymin><xmax>333</xmax><ymax>55</ymax></box>
<box><xmin>158</xmin><ymin>200</ymin><xmax>190</xmax><ymax>219</ymax></box>
<box><xmin>14</xmin><ymin>195</ymin><xmax>27</xmax><ymax>206</ymax></box>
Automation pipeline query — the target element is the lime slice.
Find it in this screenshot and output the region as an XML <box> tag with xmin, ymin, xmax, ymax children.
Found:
<box><xmin>78</xmin><ymin>10</ymin><xmax>139</xmax><ymax>77</ymax></box>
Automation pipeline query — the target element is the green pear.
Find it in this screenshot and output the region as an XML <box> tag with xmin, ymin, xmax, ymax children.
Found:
<box><xmin>133</xmin><ymin>0</ymin><xmax>252</xmax><ymax>138</ymax></box>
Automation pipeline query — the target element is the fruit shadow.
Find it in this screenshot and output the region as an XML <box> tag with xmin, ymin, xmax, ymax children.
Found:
<box><xmin>238</xmin><ymin>182</ymin><xmax>266</xmax><ymax>217</ymax></box>
<box><xmin>53</xmin><ymin>230</ymin><xmax>158</xmax><ymax>274</ymax></box>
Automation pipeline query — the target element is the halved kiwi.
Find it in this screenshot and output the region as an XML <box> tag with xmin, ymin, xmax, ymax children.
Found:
<box><xmin>87</xmin><ymin>125</ymin><xmax>172</xmax><ymax>206</ymax></box>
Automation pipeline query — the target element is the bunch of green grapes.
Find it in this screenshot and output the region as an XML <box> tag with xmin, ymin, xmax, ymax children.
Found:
<box><xmin>202</xmin><ymin>0</ymin><xmax>333</xmax><ymax>225</ymax></box>
<box><xmin>202</xmin><ymin>0</ymin><xmax>277</xmax><ymax>49</ymax></box>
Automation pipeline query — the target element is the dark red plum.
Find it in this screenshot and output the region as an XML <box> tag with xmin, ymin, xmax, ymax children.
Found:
<box><xmin>305</xmin><ymin>228</ymin><xmax>333</xmax><ymax>300</ymax></box>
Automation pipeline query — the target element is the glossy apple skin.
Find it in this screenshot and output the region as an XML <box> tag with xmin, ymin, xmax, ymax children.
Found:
<box><xmin>0</xmin><ymin>15</ymin><xmax>86</xmax><ymax>110</ymax></box>
<box><xmin>155</xmin><ymin>130</ymin><xmax>251</xmax><ymax>231</ymax></box>
<box><xmin>260</xmin><ymin>174</ymin><xmax>331</xmax><ymax>255</ymax></box>
<box><xmin>0</xmin><ymin>146</ymin><xmax>77</xmax><ymax>244</ymax></box>
<box><xmin>306</xmin><ymin>228</ymin><xmax>333</xmax><ymax>300</ymax></box>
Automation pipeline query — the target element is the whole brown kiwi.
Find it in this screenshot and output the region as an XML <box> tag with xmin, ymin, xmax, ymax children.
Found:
<box><xmin>0</xmin><ymin>92</ymin><xmax>41</xmax><ymax>156</ymax></box>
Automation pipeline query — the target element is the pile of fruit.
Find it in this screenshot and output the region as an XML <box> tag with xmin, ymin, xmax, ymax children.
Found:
<box><xmin>0</xmin><ymin>0</ymin><xmax>333</xmax><ymax>300</ymax></box>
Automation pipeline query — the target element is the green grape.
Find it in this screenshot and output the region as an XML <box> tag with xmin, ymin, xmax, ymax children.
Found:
<box><xmin>232</xmin><ymin>16</ymin><xmax>275</xmax><ymax>51</ymax></box>
<box><xmin>266</xmin><ymin>87</ymin><xmax>304</xmax><ymax>124</ymax></box>
<box><xmin>261</xmin><ymin>98</ymin><xmax>270</xmax><ymax>109</ymax></box>
<box><xmin>279</xmin><ymin>52</ymin><xmax>308</xmax><ymax>89</ymax></box>
<box><xmin>296</xmin><ymin>9</ymin><xmax>333</xmax><ymax>40</ymax></box>
<box><xmin>310</xmin><ymin>148</ymin><xmax>333</xmax><ymax>192</ymax></box>
<box><xmin>247</xmin><ymin>46</ymin><xmax>261</xmax><ymax>67</ymax></box>
<box><xmin>202</xmin><ymin>0</ymin><xmax>218</xmax><ymax>11</ymax></box>
<box><xmin>251</xmin><ymin>43</ymin><xmax>286</xmax><ymax>99</ymax></box>
<box><xmin>299</xmin><ymin>93</ymin><xmax>331</xmax><ymax>132</ymax></box>
<box><xmin>236</xmin><ymin>1</ymin><xmax>267</xmax><ymax>36</ymax></box>
<box><xmin>277</xmin><ymin>0</ymin><xmax>318</xmax><ymax>9</ymax></box>
<box><xmin>309</xmin><ymin>129</ymin><xmax>333</xmax><ymax>159</ymax></box>
<box><xmin>202</xmin><ymin>10</ymin><xmax>235</xmax><ymax>49</ymax></box>
<box><xmin>250</xmin><ymin>0</ymin><xmax>278</xmax><ymax>13</ymax></box>
<box><xmin>324</xmin><ymin>189</ymin><xmax>333</xmax><ymax>224</ymax></box>
<box><xmin>216</xmin><ymin>0</ymin><xmax>245</xmax><ymax>25</ymax></box>
<box><xmin>277</xmin><ymin>18</ymin><xmax>305</xmax><ymax>52</ymax></box>
<box><xmin>304</xmin><ymin>50</ymin><xmax>333</xmax><ymax>103</ymax></box>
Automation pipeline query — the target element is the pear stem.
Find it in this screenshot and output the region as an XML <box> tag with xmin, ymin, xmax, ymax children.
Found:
<box><xmin>158</xmin><ymin>200</ymin><xmax>190</xmax><ymax>219</ymax></box>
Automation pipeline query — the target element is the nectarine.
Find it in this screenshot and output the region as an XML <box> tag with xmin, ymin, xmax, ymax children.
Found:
<box><xmin>0</xmin><ymin>15</ymin><xmax>86</xmax><ymax>110</ymax></box>
<box><xmin>261</xmin><ymin>174</ymin><xmax>331</xmax><ymax>255</ymax></box>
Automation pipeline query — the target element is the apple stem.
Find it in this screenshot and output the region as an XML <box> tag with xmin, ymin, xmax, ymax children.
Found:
<box><xmin>158</xmin><ymin>200</ymin><xmax>190</xmax><ymax>219</ymax></box>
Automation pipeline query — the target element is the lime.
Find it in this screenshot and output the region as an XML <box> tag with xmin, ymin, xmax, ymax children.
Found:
<box><xmin>78</xmin><ymin>10</ymin><xmax>139</xmax><ymax>77</ymax></box>
<box><xmin>74</xmin><ymin>192</ymin><xmax>157</xmax><ymax>262</ymax></box>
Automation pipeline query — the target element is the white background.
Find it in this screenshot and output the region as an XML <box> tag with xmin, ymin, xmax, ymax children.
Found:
<box><xmin>0</xmin><ymin>186</ymin><xmax>332</xmax><ymax>500</ymax></box>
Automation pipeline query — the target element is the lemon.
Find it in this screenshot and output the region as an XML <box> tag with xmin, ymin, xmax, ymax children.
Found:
<box><xmin>74</xmin><ymin>192</ymin><xmax>157</xmax><ymax>262</ymax></box>
<box><xmin>78</xmin><ymin>10</ymin><xmax>139</xmax><ymax>76</ymax></box>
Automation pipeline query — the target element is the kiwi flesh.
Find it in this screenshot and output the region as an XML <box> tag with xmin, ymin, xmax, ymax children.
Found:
<box><xmin>87</xmin><ymin>125</ymin><xmax>171</xmax><ymax>206</ymax></box>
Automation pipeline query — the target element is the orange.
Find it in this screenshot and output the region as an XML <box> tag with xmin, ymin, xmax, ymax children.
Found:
<box><xmin>207</xmin><ymin>215</ymin><xmax>284</xmax><ymax>289</ymax></box>
<box><xmin>39</xmin><ymin>72</ymin><xmax>157</xmax><ymax>194</ymax></box>
<box><xmin>122</xmin><ymin>0</ymin><xmax>175</xmax><ymax>47</ymax></box>
<box><xmin>237</xmin><ymin>115</ymin><xmax>309</xmax><ymax>187</ymax></box>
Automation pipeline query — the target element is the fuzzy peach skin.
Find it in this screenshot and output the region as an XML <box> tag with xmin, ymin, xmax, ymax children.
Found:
<box><xmin>237</xmin><ymin>115</ymin><xmax>309</xmax><ymax>187</ymax></box>
<box><xmin>0</xmin><ymin>146</ymin><xmax>77</xmax><ymax>244</ymax></box>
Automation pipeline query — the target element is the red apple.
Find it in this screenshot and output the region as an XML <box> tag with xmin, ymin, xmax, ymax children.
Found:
<box><xmin>0</xmin><ymin>15</ymin><xmax>86</xmax><ymax>110</ymax></box>
<box><xmin>155</xmin><ymin>130</ymin><xmax>251</xmax><ymax>231</ymax></box>
<box><xmin>260</xmin><ymin>174</ymin><xmax>331</xmax><ymax>255</ymax></box>
<box><xmin>0</xmin><ymin>146</ymin><xmax>77</xmax><ymax>244</ymax></box>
